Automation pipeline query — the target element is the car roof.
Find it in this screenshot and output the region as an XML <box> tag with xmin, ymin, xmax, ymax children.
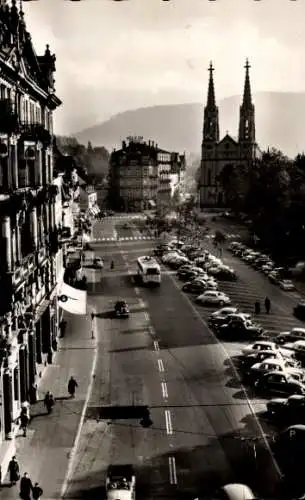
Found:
<box><xmin>220</xmin><ymin>483</ymin><xmax>256</xmax><ymax>500</ymax></box>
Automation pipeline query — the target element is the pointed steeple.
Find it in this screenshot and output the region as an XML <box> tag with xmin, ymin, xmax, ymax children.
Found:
<box><xmin>238</xmin><ymin>58</ymin><xmax>255</xmax><ymax>144</ymax></box>
<box><xmin>207</xmin><ymin>61</ymin><xmax>216</xmax><ymax>109</ymax></box>
<box><xmin>242</xmin><ymin>58</ymin><xmax>252</xmax><ymax>107</ymax></box>
<box><xmin>202</xmin><ymin>61</ymin><xmax>219</xmax><ymax>143</ymax></box>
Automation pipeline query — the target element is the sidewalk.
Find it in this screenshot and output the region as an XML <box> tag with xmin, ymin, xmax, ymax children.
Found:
<box><xmin>0</xmin><ymin>311</ymin><xmax>97</xmax><ymax>500</ymax></box>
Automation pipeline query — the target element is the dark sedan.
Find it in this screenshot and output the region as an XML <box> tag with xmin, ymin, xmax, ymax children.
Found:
<box><xmin>218</xmin><ymin>318</ymin><xmax>264</xmax><ymax>340</ymax></box>
<box><xmin>182</xmin><ymin>280</ymin><xmax>209</xmax><ymax>294</ymax></box>
<box><xmin>255</xmin><ymin>371</ymin><xmax>305</xmax><ymax>396</ymax></box>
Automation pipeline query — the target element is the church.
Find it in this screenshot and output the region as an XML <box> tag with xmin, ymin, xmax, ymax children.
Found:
<box><xmin>199</xmin><ymin>60</ymin><xmax>261</xmax><ymax>208</ymax></box>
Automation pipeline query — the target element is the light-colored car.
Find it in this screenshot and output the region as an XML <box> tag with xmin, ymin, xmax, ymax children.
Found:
<box><xmin>279</xmin><ymin>279</ymin><xmax>295</xmax><ymax>291</ymax></box>
<box><xmin>195</xmin><ymin>290</ymin><xmax>231</xmax><ymax>306</ymax></box>
<box><xmin>217</xmin><ymin>483</ymin><xmax>256</xmax><ymax>500</ymax></box>
<box><xmin>249</xmin><ymin>358</ymin><xmax>302</xmax><ymax>380</ymax></box>
<box><xmin>276</xmin><ymin>327</ymin><xmax>305</xmax><ymax>344</ymax></box>
<box><xmin>242</xmin><ymin>340</ymin><xmax>295</xmax><ymax>359</ymax></box>
<box><xmin>210</xmin><ymin>306</ymin><xmax>239</xmax><ymax>319</ymax></box>
<box><xmin>242</xmin><ymin>340</ymin><xmax>280</xmax><ymax>356</ymax></box>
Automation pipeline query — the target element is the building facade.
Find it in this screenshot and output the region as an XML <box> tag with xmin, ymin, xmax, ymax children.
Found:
<box><xmin>0</xmin><ymin>0</ymin><xmax>61</xmax><ymax>475</ymax></box>
<box><xmin>109</xmin><ymin>137</ymin><xmax>185</xmax><ymax>212</ymax></box>
<box><xmin>199</xmin><ymin>60</ymin><xmax>260</xmax><ymax>208</ymax></box>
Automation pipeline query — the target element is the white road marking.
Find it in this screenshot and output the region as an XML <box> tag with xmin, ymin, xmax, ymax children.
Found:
<box><xmin>168</xmin><ymin>456</ymin><xmax>178</xmax><ymax>484</ymax></box>
<box><xmin>161</xmin><ymin>382</ymin><xmax>168</xmax><ymax>399</ymax></box>
<box><xmin>60</xmin><ymin>307</ymin><xmax>99</xmax><ymax>498</ymax></box>
<box><xmin>138</xmin><ymin>298</ymin><xmax>146</xmax><ymax>309</ymax></box>
<box><xmin>144</xmin><ymin>311</ymin><xmax>149</xmax><ymax>321</ymax></box>
<box><xmin>167</xmin><ymin>270</ymin><xmax>283</xmax><ymax>479</ymax></box>
<box><xmin>134</xmin><ymin>287</ymin><xmax>140</xmax><ymax>296</ymax></box>
<box><xmin>165</xmin><ymin>410</ymin><xmax>173</xmax><ymax>435</ymax></box>
<box><xmin>154</xmin><ymin>340</ymin><xmax>160</xmax><ymax>351</ymax></box>
<box><xmin>157</xmin><ymin>359</ymin><xmax>165</xmax><ymax>372</ymax></box>
<box><xmin>148</xmin><ymin>325</ymin><xmax>155</xmax><ymax>336</ymax></box>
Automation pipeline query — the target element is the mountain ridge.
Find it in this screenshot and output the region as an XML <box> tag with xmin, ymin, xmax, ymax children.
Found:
<box><xmin>74</xmin><ymin>92</ymin><xmax>305</xmax><ymax>157</ymax></box>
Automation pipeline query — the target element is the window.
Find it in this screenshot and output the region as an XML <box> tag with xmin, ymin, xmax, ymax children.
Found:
<box><xmin>207</xmin><ymin>169</ymin><xmax>212</xmax><ymax>184</ymax></box>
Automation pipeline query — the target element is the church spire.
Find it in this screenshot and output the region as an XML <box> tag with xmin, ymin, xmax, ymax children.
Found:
<box><xmin>242</xmin><ymin>58</ymin><xmax>252</xmax><ymax>107</ymax></box>
<box><xmin>238</xmin><ymin>58</ymin><xmax>255</xmax><ymax>144</ymax></box>
<box><xmin>202</xmin><ymin>61</ymin><xmax>219</xmax><ymax>143</ymax></box>
<box><xmin>207</xmin><ymin>61</ymin><xmax>216</xmax><ymax>109</ymax></box>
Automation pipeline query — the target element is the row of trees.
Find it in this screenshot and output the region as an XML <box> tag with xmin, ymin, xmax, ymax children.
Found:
<box><xmin>217</xmin><ymin>149</ymin><xmax>305</xmax><ymax>261</ymax></box>
<box><xmin>56</xmin><ymin>137</ymin><xmax>110</xmax><ymax>183</ymax></box>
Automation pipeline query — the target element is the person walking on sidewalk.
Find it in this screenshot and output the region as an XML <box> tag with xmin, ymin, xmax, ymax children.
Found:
<box><xmin>44</xmin><ymin>391</ymin><xmax>55</xmax><ymax>414</ymax></box>
<box><xmin>20</xmin><ymin>407</ymin><xmax>29</xmax><ymax>437</ymax></box>
<box><xmin>8</xmin><ymin>456</ymin><xmax>20</xmax><ymax>486</ymax></box>
<box><xmin>110</xmin><ymin>259</ymin><xmax>114</xmax><ymax>270</ymax></box>
<box><xmin>265</xmin><ymin>296</ymin><xmax>271</xmax><ymax>314</ymax></box>
<box><xmin>32</xmin><ymin>482</ymin><xmax>43</xmax><ymax>499</ymax></box>
<box><xmin>19</xmin><ymin>472</ymin><xmax>33</xmax><ymax>500</ymax></box>
<box><xmin>68</xmin><ymin>376</ymin><xmax>78</xmax><ymax>398</ymax></box>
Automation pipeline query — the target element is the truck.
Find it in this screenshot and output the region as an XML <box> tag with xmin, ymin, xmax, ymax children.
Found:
<box><xmin>106</xmin><ymin>465</ymin><xmax>135</xmax><ymax>500</ymax></box>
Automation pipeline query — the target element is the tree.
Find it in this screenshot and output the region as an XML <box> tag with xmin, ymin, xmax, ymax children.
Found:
<box><xmin>217</xmin><ymin>163</ymin><xmax>248</xmax><ymax>213</ymax></box>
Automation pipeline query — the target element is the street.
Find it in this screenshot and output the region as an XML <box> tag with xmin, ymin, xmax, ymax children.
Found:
<box><xmin>63</xmin><ymin>217</ymin><xmax>284</xmax><ymax>500</ymax></box>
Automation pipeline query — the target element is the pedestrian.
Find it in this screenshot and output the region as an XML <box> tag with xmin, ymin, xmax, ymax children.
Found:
<box><xmin>68</xmin><ymin>376</ymin><xmax>78</xmax><ymax>398</ymax></box>
<box><xmin>32</xmin><ymin>482</ymin><xmax>43</xmax><ymax>500</ymax></box>
<box><xmin>44</xmin><ymin>391</ymin><xmax>55</xmax><ymax>414</ymax></box>
<box><xmin>19</xmin><ymin>472</ymin><xmax>33</xmax><ymax>500</ymax></box>
<box><xmin>110</xmin><ymin>260</ymin><xmax>114</xmax><ymax>270</ymax></box>
<box><xmin>255</xmin><ymin>300</ymin><xmax>261</xmax><ymax>314</ymax></box>
<box><xmin>20</xmin><ymin>407</ymin><xmax>29</xmax><ymax>437</ymax></box>
<box><xmin>265</xmin><ymin>296</ymin><xmax>271</xmax><ymax>314</ymax></box>
<box><xmin>8</xmin><ymin>456</ymin><xmax>20</xmax><ymax>486</ymax></box>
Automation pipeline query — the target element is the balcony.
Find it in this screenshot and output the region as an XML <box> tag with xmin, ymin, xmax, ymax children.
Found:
<box><xmin>19</xmin><ymin>121</ymin><xmax>52</xmax><ymax>147</ymax></box>
<box><xmin>0</xmin><ymin>99</ymin><xmax>18</xmax><ymax>135</ymax></box>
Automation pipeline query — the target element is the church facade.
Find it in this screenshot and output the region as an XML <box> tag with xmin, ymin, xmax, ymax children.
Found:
<box><xmin>199</xmin><ymin>60</ymin><xmax>260</xmax><ymax>208</ymax></box>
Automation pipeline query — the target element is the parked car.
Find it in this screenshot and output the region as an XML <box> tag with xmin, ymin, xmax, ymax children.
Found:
<box><xmin>279</xmin><ymin>280</ymin><xmax>296</xmax><ymax>291</ymax></box>
<box><xmin>195</xmin><ymin>290</ymin><xmax>231</xmax><ymax>307</ymax></box>
<box><xmin>245</xmin><ymin>358</ymin><xmax>303</xmax><ymax>385</ymax></box>
<box><xmin>218</xmin><ymin>318</ymin><xmax>264</xmax><ymax>340</ymax></box>
<box><xmin>275</xmin><ymin>327</ymin><xmax>305</xmax><ymax>345</ymax></box>
<box><xmin>209</xmin><ymin>312</ymin><xmax>250</xmax><ymax>329</ymax></box>
<box><xmin>240</xmin><ymin>349</ymin><xmax>287</xmax><ymax>374</ymax></box>
<box><xmin>255</xmin><ymin>371</ymin><xmax>305</xmax><ymax>396</ymax></box>
<box><xmin>266</xmin><ymin>394</ymin><xmax>305</xmax><ymax>424</ymax></box>
<box><xmin>182</xmin><ymin>280</ymin><xmax>209</xmax><ymax>294</ymax></box>
<box><xmin>294</xmin><ymin>301</ymin><xmax>305</xmax><ymax>321</ymax></box>
<box><xmin>242</xmin><ymin>340</ymin><xmax>280</xmax><ymax>357</ymax></box>
<box><xmin>215</xmin><ymin>483</ymin><xmax>256</xmax><ymax>500</ymax></box>
<box><xmin>208</xmin><ymin>307</ymin><xmax>239</xmax><ymax>326</ymax></box>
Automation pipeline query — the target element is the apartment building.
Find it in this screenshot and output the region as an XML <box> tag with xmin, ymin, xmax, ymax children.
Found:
<box><xmin>0</xmin><ymin>0</ymin><xmax>61</xmax><ymax>475</ymax></box>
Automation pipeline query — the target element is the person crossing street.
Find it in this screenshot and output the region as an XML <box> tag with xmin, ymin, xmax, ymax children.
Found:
<box><xmin>265</xmin><ymin>296</ymin><xmax>271</xmax><ymax>314</ymax></box>
<box><xmin>8</xmin><ymin>456</ymin><xmax>20</xmax><ymax>486</ymax></box>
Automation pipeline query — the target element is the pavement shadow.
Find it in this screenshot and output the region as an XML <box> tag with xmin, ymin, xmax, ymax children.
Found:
<box><xmin>225</xmin><ymin>377</ymin><xmax>242</xmax><ymax>389</ymax></box>
<box><xmin>63</xmin><ymin>428</ymin><xmax>281</xmax><ymax>500</ymax></box>
<box><xmin>223</xmin><ymin>355</ymin><xmax>242</xmax><ymax>367</ymax></box>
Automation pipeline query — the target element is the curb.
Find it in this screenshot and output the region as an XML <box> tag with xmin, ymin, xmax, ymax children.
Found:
<box><xmin>59</xmin><ymin>306</ymin><xmax>99</xmax><ymax>499</ymax></box>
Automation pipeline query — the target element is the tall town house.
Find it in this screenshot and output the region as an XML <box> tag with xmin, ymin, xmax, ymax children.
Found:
<box><xmin>109</xmin><ymin>137</ymin><xmax>185</xmax><ymax>212</ymax></box>
<box><xmin>0</xmin><ymin>0</ymin><xmax>61</xmax><ymax>472</ymax></box>
<box><xmin>199</xmin><ymin>60</ymin><xmax>259</xmax><ymax>208</ymax></box>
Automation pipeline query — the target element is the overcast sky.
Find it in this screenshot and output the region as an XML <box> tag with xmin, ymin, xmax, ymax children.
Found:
<box><xmin>22</xmin><ymin>0</ymin><xmax>305</xmax><ymax>135</ymax></box>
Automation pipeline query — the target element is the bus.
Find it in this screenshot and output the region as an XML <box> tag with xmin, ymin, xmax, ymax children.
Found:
<box><xmin>137</xmin><ymin>256</ymin><xmax>161</xmax><ymax>286</ymax></box>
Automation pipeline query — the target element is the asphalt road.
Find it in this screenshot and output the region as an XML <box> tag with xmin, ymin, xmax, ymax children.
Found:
<box><xmin>64</xmin><ymin>218</ymin><xmax>283</xmax><ymax>500</ymax></box>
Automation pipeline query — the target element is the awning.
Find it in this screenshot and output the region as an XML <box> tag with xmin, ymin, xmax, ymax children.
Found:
<box><xmin>88</xmin><ymin>208</ymin><xmax>95</xmax><ymax>216</ymax></box>
<box><xmin>35</xmin><ymin>299</ymin><xmax>51</xmax><ymax>322</ymax></box>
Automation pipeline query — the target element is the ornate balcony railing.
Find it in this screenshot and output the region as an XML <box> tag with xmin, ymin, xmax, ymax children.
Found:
<box><xmin>19</xmin><ymin>121</ymin><xmax>52</xmax><ymax>147</ymax></box>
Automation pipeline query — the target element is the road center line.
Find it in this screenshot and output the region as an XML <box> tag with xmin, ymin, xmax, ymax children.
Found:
<box><xmin>165</xmin><ymin>409</ymin><xmax>173</xmax><ymax>435</ymax></box>
<box><xmin>144</xmin><ymin>311</ymin><xmax>149</xmax><ymax>321</ymax></box>
<box><xmin>153</xmin><ymin>340</ymin><xmax>160</xmax><ymax>351</ymax></box>
<box><xmin>161</xmin><ymin>381</ymin><xmax>168</xmax><ymax>399</ymax></box>
<box><xmin>157</xmin><ymin>359</ymin><xmax>165</xmax><ymax>372</ymax></box>
<box><xmin>168</xmin><ymin>456</ymin><xmax>177</xmax><ymax>485</ymax></box>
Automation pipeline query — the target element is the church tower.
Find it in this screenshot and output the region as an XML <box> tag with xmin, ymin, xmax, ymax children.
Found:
<box><xmin>199</xmin><ymin>62</ymin><xmax>219</xmax><ymax>208</ymax></box>
<box><xmin>238</xmin><ymin>59</ymin><xmax>256</xmax><ymax>155</ymax></box>
<box><xmin>202</xmin><ymin>61</ymin><xmax>219</xmax><ymax>144</ymax></box>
